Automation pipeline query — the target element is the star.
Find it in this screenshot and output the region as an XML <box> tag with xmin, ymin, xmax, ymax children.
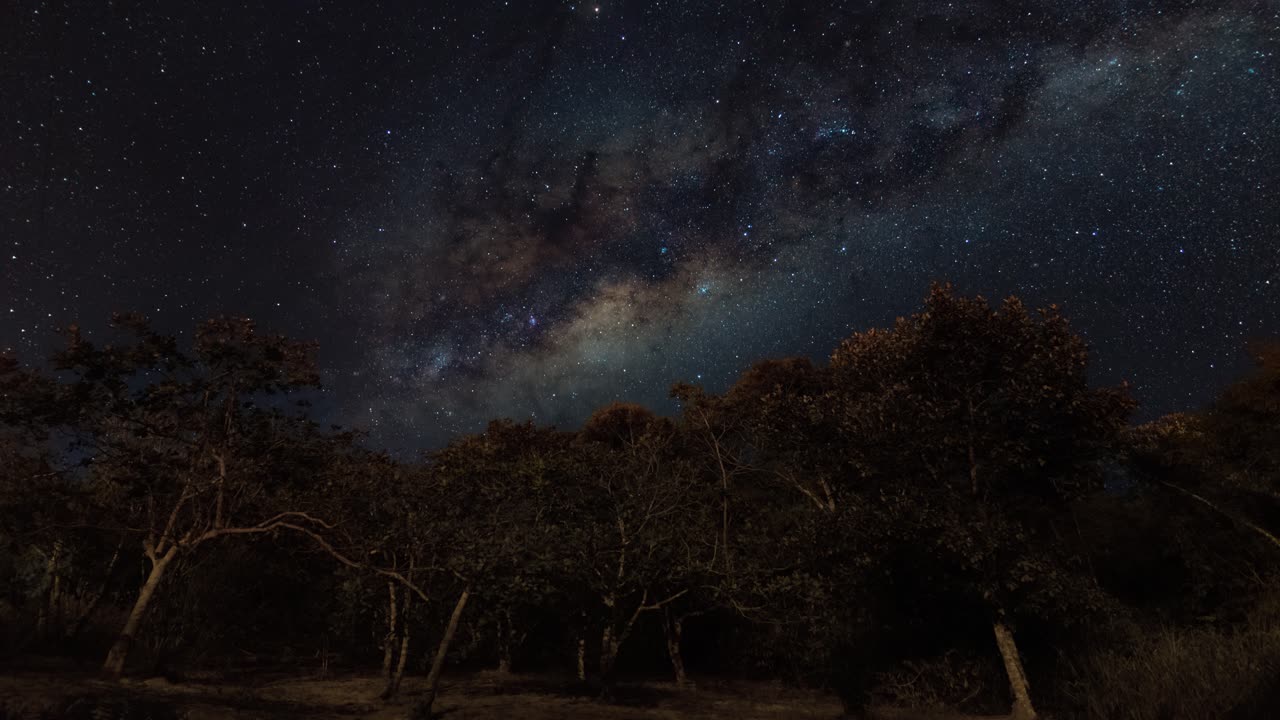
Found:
<box><xmin>1</xmin><ymin>0</ymin><xmax>1272</xmax><ymax>451</ymax></box>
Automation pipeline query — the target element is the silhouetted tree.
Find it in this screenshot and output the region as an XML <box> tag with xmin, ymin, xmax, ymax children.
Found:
<box><xmin>50</xmin><ymin>315</ymin><xmax>339</xmax><ymax>677</ymax></box>
<box><xmin>567</xmin><ymin>403</ymin><xmax>707</xmax><ymax>695</ymax></box>
<box><xmin>0</xmin><ymin>354</ymin><xmax>86</xmax><ymax>644</ymax></box>
<box><xmin>11</xmin><ymin>295</ymin><xmax>1280</xmax><ymax>720</ymax></box>
<box><xmin>825</xmin><ymin>284</ymin><xmax>1134</xmax><ymax>719</ymax></box>
<box><xmin>1125</xmin><ymin>339</ymin><xmax>1280</xmax><ymax>553</ymax></box>
<box><xmin>406</xmin><ymin>420</ymin><xmax>571</xmax><ymax>713</ymax></box>
<box><xmin>703</xmin><ymin>357</ymin><xmax>894</xmax><ymax>714</ymax></box>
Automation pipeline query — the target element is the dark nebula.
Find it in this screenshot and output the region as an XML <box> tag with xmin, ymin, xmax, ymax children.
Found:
<box><xmin>3</xmin><ymin>0</ymin><xmax>1277</xmax><ymax>449</ymax></box>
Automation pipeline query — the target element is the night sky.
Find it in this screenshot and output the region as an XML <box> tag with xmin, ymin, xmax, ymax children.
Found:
<box><xmin>3</xmin><ymin>1</ymin><xmax>1277</xmax><ymax>450</ymax></box>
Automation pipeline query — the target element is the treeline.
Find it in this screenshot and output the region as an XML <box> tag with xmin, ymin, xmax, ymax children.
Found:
<box><xmin>2</xmin><ymin>284</ymin><xmax>1279</xmax><ymax>719</ymax></box>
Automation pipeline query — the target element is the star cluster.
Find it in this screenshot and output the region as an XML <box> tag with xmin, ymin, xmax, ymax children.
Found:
<box><xmin>3</xmin><ymin>0</ymin><xmax>1277</xmax><ymax>449</ymax></box>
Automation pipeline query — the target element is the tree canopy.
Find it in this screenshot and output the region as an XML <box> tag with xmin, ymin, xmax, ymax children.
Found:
<box><xmin>2</xmin><ymin>286</ymin><xmax>1277</xmax><ymax>720</ymax></box>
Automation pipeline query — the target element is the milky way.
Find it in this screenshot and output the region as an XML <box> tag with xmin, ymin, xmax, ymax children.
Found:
<box><xmin>3</xmin><ymin>1</ymin><xmax>1277</xmax><ymax>449</ymax></box>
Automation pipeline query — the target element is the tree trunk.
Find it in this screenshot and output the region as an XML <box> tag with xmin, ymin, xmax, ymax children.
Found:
<box><xmin>36</xmin><ymin>539</ymin><xmax>64</xmax><ymax>640</ymax></box>
<box><xmin>102</xmin><ymin>549</ymin><xmax>176</xmax><ymax>678</ymax></box>
<box><xmin>48</xmin><ymin>549</ymin><xmax>64</xmax><ymax>635</ymax></box>
<box><xmin>382</xmin><ymin>584</ymin><xmax>416</xmax><ymax>700</ymax></box>
<box><xmin>721</xmin><ymin>483</ymin><xmax>731</xmax><ymax>573</ymax></box>
<box><xmin>319</xmin><ymin>633</ymin><xmax>331</xmax><ymax>679</ymax></box>
<box><xmin>599</xmin><ymin>625</ymin><xmax>618</xmax><ymax>679</ymax></box>
<box><xmin>662</xmin><ymin>608</ymin><xmax>688</xmax><ymax>689</ymax></box>
<box><xmin>598</xmin><ymin>620</ymin><xmax>629</xmax><ymax>700</ymax></box>
<box><xmin>496</xmin><ymin>610</ymin><xmax>512</xmax><ymax>674</ymax></box>
<box><xmin>1161</xmin><ymin>481</ymin><xmax>1280</xmax><ymax>550</ymax></box>
<box><xmin>386</xmin><ymin>618</ymin><xmax>411</xmax><ymax>698</ymax></box>
<box><xmin>576</xmin><ymin>635</ymin><xmax>586</xmax><ymax>681</ymax></box>
<box><xmin>992</xmin><ymin>621</ymin><xmax>1036</xmax><ymax>720</ymax></box>
<box><xmin>66</xmin><ymin>537</ymin><xmax>124</xmax><ymax>640</ymax></box>
<box><xmin>381</xmin><ymin>581</ymin><xmax>398</xmax><ymax>681</ymax></box>
<box><xmin>417</xmin><ymin>587</ymin><xmax>470</xmax><ymax>718</ymax></box>
<box><xmin>600</xmin><ymin>601</ymin><xmax>649</xmax><ymax>697</ymax></box>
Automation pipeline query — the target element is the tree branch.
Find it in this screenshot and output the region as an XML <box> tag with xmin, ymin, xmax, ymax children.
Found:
<box><xmin>638</xmin><ymin>588</ymin><xmax>688</xmax><ymax>611</ymax></box>
<box><xmin>247</xmin><ymin>521</ymin><xmax>434</xmax><ymax>605</ymax></box>
<box><xmin>1161</xmin><ymin>481</ymin><xmax>1280</xmax><ymax>551</ymax></box>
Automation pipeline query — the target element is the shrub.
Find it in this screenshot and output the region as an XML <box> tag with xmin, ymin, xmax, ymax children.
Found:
<box><xmin>871</xmin><ymin>650</ymin><xmax>1006</xmax><ymax>715</ymax></box>
<box><xmin>1067</xmin><ymin>601</ymin><xmax>1280</xmax><ymax>720</ymax></box>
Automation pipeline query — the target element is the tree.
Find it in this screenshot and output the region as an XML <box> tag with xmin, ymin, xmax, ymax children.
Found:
<box><xmin>565</xmin><ymin>403</ymin><xmax>705</xmax><ymax>694</ymax></box>
<box><xmin>307</xmin><ymin>444</ymin><xmax>424</xmax><ymax>699</ymax></box>
<box><xmin>1154</xmin><ymin>340</ymin><xmax>1280</xmax><ymax>547</ymax></box>
<box><xmin>670</xmin><ymin>358</ymin><xmax>849</xmax><ymax>691</ymax></box>
<box><xmin>1206</xmin><ymin>340</ymin><xmax>1280</xmax><ymax>480</ymax></box>
<box><xmin>408</xmin><ymin>419</ymin><xmax>571</xmax><ymax>714</ymax></box>
<box><xmin>825</xmin><ymin>284</ymin><xmax>1134</xmax><ymax>719</ymax></box>
<box><xmin>448</xmin><ymin>422</ymin><xmax>572</xmax><ymax>677</ymax></box>
<box><xmin>1123</xmin><ymin>341</ymin><xmax>1280</xmax><ymax>592</ymax></box>
<box><xmin>0</xmin><ymin>353</ymin><xmax>86</xmax><ymax>645</ymax></box>
<box><xmin>51</xmin><ymin>314</ymin><xmax>340</xmax><ymax>677</ymax></box>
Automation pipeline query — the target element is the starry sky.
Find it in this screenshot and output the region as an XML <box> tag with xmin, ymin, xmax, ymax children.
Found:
<box><xmin>3</xmin><ymin>0</ymin><xmax>1278</xmax><ymax>450</ymax></box>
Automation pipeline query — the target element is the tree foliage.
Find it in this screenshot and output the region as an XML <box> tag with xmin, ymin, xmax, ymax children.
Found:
<box><xmin>1</xmin><ymin>289</ymin><xmax>1277</xmax><ymax>720</ymax></box>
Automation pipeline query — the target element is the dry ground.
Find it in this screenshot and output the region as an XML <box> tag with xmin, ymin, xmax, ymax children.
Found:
<box><xmin>0</xmin><ymin>666</ymin><xmax>1004</xmax><ymax>720</ymax></box>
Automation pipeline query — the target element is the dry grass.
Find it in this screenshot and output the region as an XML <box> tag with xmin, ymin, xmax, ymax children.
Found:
<box><xmin>0</xmin><ymin>668</ymin><xmax>1011</xmax><ymax>720</ymax></box>
<box><xmin>1067</xmin><ymin>618</ymin><xmax>1280</xmax><ymax>720</ymax></box>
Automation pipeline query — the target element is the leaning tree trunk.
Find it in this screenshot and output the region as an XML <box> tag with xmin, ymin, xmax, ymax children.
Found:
<box><xmin>992</xmin><ymin>621</ymin><xmax>1036</xmax><ymax>720</ymax></box>
<box><xmin>382</xmin><ymin>584</ymin><xmax>415</xmax><ymax>700</ymax></box>
<box><xmin>102</xmin><ymin>549</ymin><xmax>177</xmax><ymax>678</ymax></box>
<box><xmin>662</xmin><ymin>608</ymin><xmax>688</xmax><ymax>689</ymax></box>
<box><xmin>387</xmin><ymin>615</ymin><xmax>412</xmax><ymax>699</ymax></box>
<box><xmin>1161</xmin><ymin>481</ymin><xmax>1280</xmax><ymax>550</ymax></box>
<box><xmin>416</xmin><ymin>586</ymin><xmax>470</xmax><ymax>718</ymax></box>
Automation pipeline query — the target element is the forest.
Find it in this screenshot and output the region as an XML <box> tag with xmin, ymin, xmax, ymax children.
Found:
<box><xmin>2</xmin><ymin>284</ymin><xmax>1279</xmax><ymax>720</ymax></box>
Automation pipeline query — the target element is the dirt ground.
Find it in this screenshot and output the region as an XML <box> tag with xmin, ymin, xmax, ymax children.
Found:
<box><xmin>0</xmin><ymin>667</ymin><xmax>1002</xmax><ymax>720</ymax></box>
